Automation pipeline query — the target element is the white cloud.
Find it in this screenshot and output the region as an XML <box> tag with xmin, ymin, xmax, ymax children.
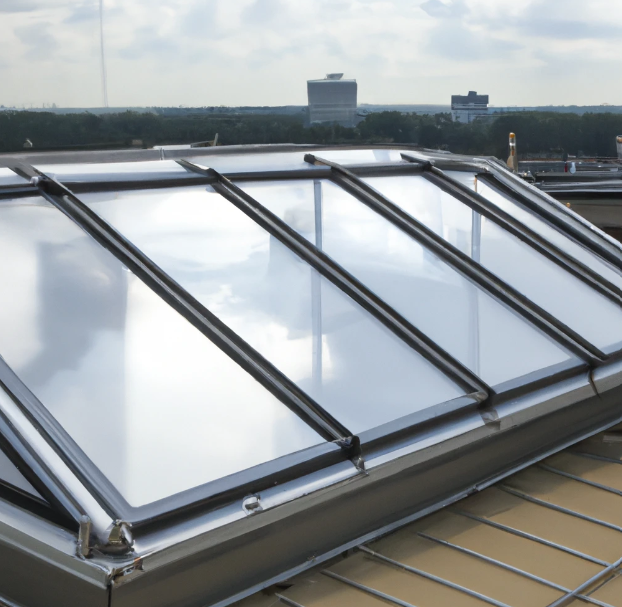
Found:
<box><xmin>0</xmin><ymin>0</ymin><xmax>620</xmax><ymax>108</ymax></box>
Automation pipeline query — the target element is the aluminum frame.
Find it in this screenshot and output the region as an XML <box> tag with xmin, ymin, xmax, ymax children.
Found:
<box><xmin>0</xmin><ymin>147</ymin><xmax>620</xmax><ymax>607</ymax></box>
<box><xmin>176</xmin><ymin>159</ymin><xmax>489</xmax><ymax>396</ymax></box>
<box><xmin>0</xmin><ymin>151</ymin><xmax>615</xmax><ymax>532</ymax></box>
<box><xmin>417</xmin><ymin>164</ymin><xmax>622</xmax><ymax>306</ymax></box>
<box><xmin>303</xmin><ymin>153</ymin><xmax>608</xmax><ymax>366</ymax></box>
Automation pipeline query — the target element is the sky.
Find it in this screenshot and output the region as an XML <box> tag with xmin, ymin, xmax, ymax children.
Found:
<box><xmin>1</xmin><ymin>0</ymin><xmax>621</xmax><ymax>108</ymax></box>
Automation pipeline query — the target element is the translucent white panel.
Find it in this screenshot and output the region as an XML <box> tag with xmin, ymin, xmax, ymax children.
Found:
<box><xmin>0</xmin><ymin>168</ymin><xmax>27</xmax><ymax>187</ymax></box>
<box><xmin>363</xmin><ymin>176</ymin><xmax>622</xmax><ymax>350</ymax></box>
<box><xmin>0</xmin><ymin>448</ymin><xmax>41</xmax><ymax>498</ymax></box>
<box><xmin>190</xmin><ymin>152</ymin><xmax>314</xmax><ymax>173</ymax></box>
<box><xmin>83</xmin><ymin>187</ymin><xmax>464</xmax><ymax>434</ymax></box>
<box><xmin>318</xmin><ymin>149</ymin><xmax>405</xmax><ymax>164</ymax></box>
<box><xmin>35</xmin><ymin>160</ymin><xmax>191</xmax><ymax>183</ymax></box>
<box><xmin>0</xmin><ymin>197</ymin><xmax>321</xmax><ymax>507</ymax></box>
<box><xmin>445</xmin><ymin>171</ymin><xmax>622</xmax><ymax>291</ymax></box>
<box><xmin>188</xmin><ymin>149</ymin><xmax>406</xmax><ymax>174</ymax></box>
<box><xmin>240</xmin><ymin>180</ymin><xmax>573</xmax><ymax>387</ymax></box>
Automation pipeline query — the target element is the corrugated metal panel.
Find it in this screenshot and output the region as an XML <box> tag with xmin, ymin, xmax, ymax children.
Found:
<box><xmin>237</xmin><ymin>426</ymin><xmax>622</xmax><ymax>607</ymax></box>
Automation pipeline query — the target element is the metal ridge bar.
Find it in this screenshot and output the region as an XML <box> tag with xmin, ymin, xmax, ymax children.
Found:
<box><xmin>382</xmin><ymin>150</ymin><xmax>491</xmax><ymax>173</ymax></box>
<box><xmin>68</xmin><ymin>175</ymin><xmax>217</xmax><ymax>194</ymax></box>
<box><xmin>0</xmin><ymin>186</ymin><xmax>38</xmax><ymax>200</ymax></box>
<box><xmin>478</xmin><ymin>171</ymin><xmax>622</xmax><ymax>271</ymax></box>
<box><xmin>546</xmin><ymin>556</ymin><xmax>622</xmax><ymax>607</ymax></box>
<box><xmin>56</xmin><ymin>164</ymin><xmax>425</xmax><ymax>196</ymax></box>
<box><xmin>499</xmin><ymin>485</ymin><xmax>622</xmax><ymax>532</ymax></box>
<box><xmin>417</xmin><ymin>166</ymin><xmax>622</xmax><ymax>307</ymax></box>
<box><xmin>537</xmin><ymin>463</ymin><xmax>622</xmax><ymax>497</ymax></box>
<box><xmin>177</xmin><ymin>159</ymin><xmax>489</xmax><ymax>397</ymax></box>
<box><xmin>358</xmin><ymin>545</ymin><xmax>512</xmax><ymax>607</ymax></box>
<box><xmin>321</xmin><ymin>570</ymin><xmax>419</xmax><ymax>607</ymax></box>
<box><xmin>571</xmin><ymin>452</ymin><xmax>622</xmax><ymax>466</ymax></box>
<box><xmin>303</xmin><ymin>154</ymin><xmax>606</xmax><ymax>366</ymax></box>
<box><xmin>416</xmin><ymin>532</ymin><xmax>613</xmax><ymax>607</ymax></box>
<box><xmin>225</xmin><ymin>163</ymin><xmax>425</xmax><ymax>182</ymax></box>
<box><xmin>21</xmin><ymin>165</ymin><xmax>352</xmax><ymax>445</ymax></box>
<box><xmin>453</xmin><ymin>510</ymin><xmax>610</xmax><ymax>566</ymax></box>
<box><xmin>275</xmin><ymin>594</ymin><xmax>308</xmax><ymax>607</ymax></box>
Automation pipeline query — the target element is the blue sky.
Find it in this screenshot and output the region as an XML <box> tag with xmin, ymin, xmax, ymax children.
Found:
<box><xmin>0</xmin><ymin>0</ymin><xmax>620</xmax><ymax>108</ymax></box>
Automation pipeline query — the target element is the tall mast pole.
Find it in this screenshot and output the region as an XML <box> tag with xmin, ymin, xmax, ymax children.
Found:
<box><xmin>99</xmin><ymin>0</ymin><xmax>109</xmax><ymax>108</ymax></box>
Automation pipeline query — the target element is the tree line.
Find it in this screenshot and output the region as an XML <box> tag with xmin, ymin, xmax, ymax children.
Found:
<box><xmin>1</xmin><ymin>109</ymin><xmax>621</xmax><ymax>158</ymax></box>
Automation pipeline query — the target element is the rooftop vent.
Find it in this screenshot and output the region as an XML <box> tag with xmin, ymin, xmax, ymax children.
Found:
<box><xmin>326</xmin><ymin>73</ymin><xmax>344</xmax><ymax>80</ymax></box>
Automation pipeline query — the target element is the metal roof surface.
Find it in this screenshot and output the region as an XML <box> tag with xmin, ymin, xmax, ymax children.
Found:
<box><xmin>237</xmin><ymin>425</ymin><xmax>622</xmax><ymax>607</ymax></box>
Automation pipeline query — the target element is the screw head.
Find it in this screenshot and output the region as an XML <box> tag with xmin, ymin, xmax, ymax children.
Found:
<box><xmin>242</xmin><ymin>495</ymin><xmax>263</xmax><ymax>515</ymax></box>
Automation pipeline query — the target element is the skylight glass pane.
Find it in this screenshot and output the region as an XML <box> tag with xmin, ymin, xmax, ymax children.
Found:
<box><xmin>82</xmin><ymin>187</ymin><xmax>464</xmax><ymax>435</ymax></box>
<box><xmin>445</xmin><ymin>171</ymin><xmax>622</xmax><ymax>291</ymax></box>
<box><xmin>239</xmin><ymin>180</ymin><xmax>573</xmax><ymax>387</ymax></box>
<box><xmin>0</xmin><ymin>168</ymin><xmax>27</xmax><ymax>187</ymax></box>
<box><xmin>184</xmin><ymin>149</ymin><xmax>405</xmax><ymax>174</ymax></box>
<box><xmin>0</xmin><ymin>448</ymin><xmax>42</xmax><ymax>498</ymax></box>
<box><xmin>362</xmin><ymin>176</ymin><xmax>622</xmax><ymax>351</ymax></box>
<box><xmin>35</xmin><ymin>160</ymin><xmax>193</xmax><ymax>183</ymax></box>
<box><xmin>0</xmin><ymin>197</ymin><xmax>321</xmax><ymax>507</ymax></box>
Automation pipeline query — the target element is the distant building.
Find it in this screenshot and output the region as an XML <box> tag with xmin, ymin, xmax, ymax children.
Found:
<box><xmin>307</xmin><ymin>74</ymin><xmax>358</xmax><ymax>127</ymax></box>
<box><xmin>617</xmin><ymin>136</ymin><xmax>622</xmax><ymax>159</ymax></box>
<box><xmin>451</xmin><ymin>91</ymin><xmax>489</xmax><ymax>123</ymax></box>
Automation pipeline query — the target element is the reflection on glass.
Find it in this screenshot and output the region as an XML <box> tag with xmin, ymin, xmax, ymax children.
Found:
<box><xmin>35</xmin><ymin>160</ymin><xmax>192</xmax><ymax>184</ymax></box>
<box><xmin>360</xmin><ymin>176</ymin><xmax>622</xmax><ymax>351</ymax></box>
<box><xmin>0</xmin><ymin>447</ymin><xmax>41</xmax><ymax>498</ymax></box>
<box><xmin>0</xmin><ymin>168</ymin><xmax>27</xmax><ymax>187</ymax></box>
<box><xmin>240</xmin><ymin>180</ymin><xmax>573</xmax><ymax>387</ymax></box>
<box><xmin>83</xmin><ymin>187</ymin><xmax>464</xmax><ymax>434</ymax></box>
<box><xmin>189</xmin><ymin>149</ymin><xmax>407</xmax><ymax>174</ymax></box>
<box><xmin>444</xmin><ymin>171</ymin><xmax>622</xmax><ymax>292</ymax></box>
<box><xmin>0</xmin><ymin>197</ymin><xmax>321</xmax><ymax>507</ymax></box>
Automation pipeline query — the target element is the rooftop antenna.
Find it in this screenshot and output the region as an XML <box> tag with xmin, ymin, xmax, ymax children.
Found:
<box><xmin>99</xmin><ymin>0</ymin><xmax>109</xmax><ymax>108</ymax></box>
<box><xmin>507</xmin><ymin>132</ymin><xmax>518</xmax><ymax>173</ymax></box>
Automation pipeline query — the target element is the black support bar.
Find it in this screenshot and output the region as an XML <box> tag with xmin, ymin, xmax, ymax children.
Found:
<box><xmin>0</xmin><ymin>186</ymin><xmax>39</xmax><ymax>200</ymax></box>
<box><xmin>411</xmin><ymin>162</ymin><xmax>622</xmax><ymax>307</ymax></box>
<box><xmin>304</xmin><ymin>154</ymin><xmax>607</xmax><ymax>366</ymax></box>
<box><xmin>177</xmin><ymin>159</ymin><xmax>491</xmax><ymax>399</ymax></box>
<box><xmin>60</xmin><ymin>163</ymin><xmax>427</xmax><ymax>196</ymax></box>
<box><xmin>24</xmin><ymin>166</ymin><xmax>352</xmax><ymax>445</ymax></box>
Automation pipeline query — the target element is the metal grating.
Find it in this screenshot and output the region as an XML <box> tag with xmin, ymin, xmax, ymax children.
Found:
<box><xmin>235</xmin><ymin>425</ymin><xmax>622</xmax><ymax>607</ymax></box>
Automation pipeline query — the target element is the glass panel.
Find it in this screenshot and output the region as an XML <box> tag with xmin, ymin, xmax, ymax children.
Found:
<box><xmin>0</xmin><ymin>196</ymin><xmax>321</xmax><ymax>507</ymax></box>
<box><xmin>190</xmin><ymin>152</ymin><xmax>316</xmax><ymax>173</ymax></box>
<box><xmin>0</xmin><ymin>448</ymin><xmax>42</xmax><ymax>498</ymax></box>
<box><xmin>0</xmin><ymin>168</ymin><xmax>28</xmax><ymax>187</ymax></box>
<box><xmin>445</xmin><ymin>171</ymin><xmax>622</xmax><ymax>291</ymax></box>
<box><xmin>362</xmin><ymin>176</ymin><xmax>622</xmax><ymax>351</ymax></box>
<box><xmin>318</xmin><ymin>149</ymin><xmax>405</xmax><ymax>164</ymax></box>
<box><xmin>34</xmin><ymin>160</ymin><xmax>193</xmax><ymax>184</ymax></box>
<box><xmin>239</xmin><ymin>180</ymin><xmax>573</xmax><ymax>387</ymax></box>
<box><xmin>82</xmin><ymin>187</ymin><xmax>464</xmax><ymax>435</ymax></box>
<box><xmin>189</xmin><ymin>149</ymin><xmax>406</xmax><ymax>174</ymax></box>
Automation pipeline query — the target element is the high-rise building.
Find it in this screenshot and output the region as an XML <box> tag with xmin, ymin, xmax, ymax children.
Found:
<box><xmin>307</xmin><ymin>74</ymin><xmax>358</xmax><ymax>127</ymax></box>
<box><xmin>451</xmin><ymin>91</ymin><xmax>489</xmax><ymax>123</ymax></box>
<box><xmin>617</xmin><ymin>136</ymin><xmax>622</xmax><ymax>159</ymax></box>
